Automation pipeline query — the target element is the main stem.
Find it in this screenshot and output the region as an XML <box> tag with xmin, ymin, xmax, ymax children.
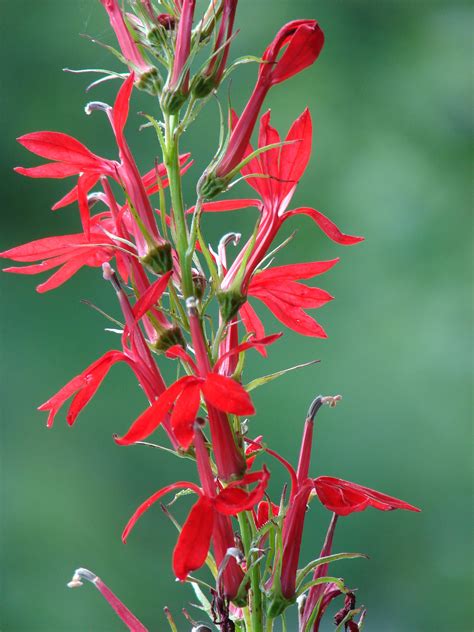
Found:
<box><xmin>164</xmin><ymin>113</ymin><xmax>194</xmax><ymax>298</ymax></box>
<box><xmin>238</xmin><ymin>512</ymin><xmax>264</xmax><ymax>632</ymax></box>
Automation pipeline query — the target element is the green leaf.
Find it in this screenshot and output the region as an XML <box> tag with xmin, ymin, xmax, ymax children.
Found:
<box><xmin>296</xmin><ymin>552</ymin><xmax>369</xmax><ymax>592</ymax></box>
<box><xmin>245</xmin><ymin>360</ymin><xmax>320</xmax><ymax>392</ymax></box>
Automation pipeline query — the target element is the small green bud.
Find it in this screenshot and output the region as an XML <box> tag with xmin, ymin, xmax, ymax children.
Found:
<box><xmin>153</xmin><ymin>326</ymin><xmax>186</xmax><ymax>353</ymax></box>
<box><xmin>217</xmin><ymin>289</ymin><xmax>246</xmax><ymax>322</ymax></box>
<box><xmin>137</xmin><ymin>67</ymin><xmax>162</xmax><ymax>96</ymax></box>
<box><xmin>197</xmin><ymin>171</ymin><xmax>228</xmax><ymax>200</ymax></box>
<box><xmin>140</xmin><ymin>242</ymin><xmax>172</xmax><ymax>275</ymax></box>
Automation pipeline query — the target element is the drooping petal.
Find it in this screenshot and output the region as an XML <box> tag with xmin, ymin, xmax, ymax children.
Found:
<box><xmin>284</xmin><ymin>207</ymin><xmax>364</xmax><ymax>245</ymax></box>
<box><xmin>213</xmin><ymin>333</ymin><xmax>282</xmax><ymax>374</ymax></box>
<box><xmin>239</xmin><ymin>301</ymin><xmax>267</xmax><ymax>355</ymax></box>
<box><xmin>172</xmin><ymin>496</ymin><xmax>215</xmax><ymax>581</ymax></box>
<box><xmin>170</xmin><ymin>381</ymin><xmax>201</xmax><ymax>449</ymax></box>
<box><xmin>0</xmin><ymin>233</ymin><xmax>103</xmax><ymax>262</ymax></box>
<box><xmin>165</xmin><ymin>345</ymin><xmax>198</xmax><ymax>374</ymax></box>
<box><xmin>132</xmin><ymin>271</ymin><xmax>172</xmax><ymax>323</ymax></box>
<box><xmin>114</xmin><ymin>376</ymin><xmax>198</xmax><ymax>445</ymax></box>
<box><xmin>36</xmin><ymin>255</ymin><xmax>98</xmax><ymax>293</ymax></box>
<box><xmin>201</xmin><ymin>373</ymin><xmax>255</xmax><ymax>416</ymax></box>
<box><xmin>122</xmin><ymin>481</ymin><xmax>202</xmax><ymax>543</ymax></box>
<box><xmin>313</xmin><ymin>476</ymin><xmax>421</xmax><ymax>516</ymax></box>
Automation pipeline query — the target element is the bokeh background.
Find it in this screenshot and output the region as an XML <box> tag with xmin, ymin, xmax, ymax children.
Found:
<box><xmin>1</xmin><ymin>1</ymin><xmax>472</xmax><ymax>630</ymax></box>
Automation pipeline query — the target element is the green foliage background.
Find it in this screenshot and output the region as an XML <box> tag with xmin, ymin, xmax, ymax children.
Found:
<box><xmin>1</xmin><ymin>1</ymin><xmax>471</xmax><ymax>630</ymax></box>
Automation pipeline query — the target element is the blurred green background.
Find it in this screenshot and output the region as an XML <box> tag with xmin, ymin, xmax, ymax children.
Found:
<box><xmin>1</xmin><ymin>1</ymin><xmax>472</xmax><ymax>630</ymax></box>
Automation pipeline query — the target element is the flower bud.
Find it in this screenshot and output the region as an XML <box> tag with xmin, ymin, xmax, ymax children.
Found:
<box><xmin>162</xmin><ymin>0</ymin><xmax>196</xmax><ymax>114</ymax></box>
<box><xmin>140</xmin><ymin>242</ymin><xmax>173</xmax><ymax>274</ymax></box>
<box><xmin>192</xmin><ymin>0</ymin><xmax>237</xmax><ymax>99</ymax></box>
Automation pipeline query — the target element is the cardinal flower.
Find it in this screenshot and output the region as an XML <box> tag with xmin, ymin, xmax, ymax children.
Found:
<box><xmin>122</xmin><ymin>427</ymin><xmax>270</xmax><ymax>591</ymax></box>
<box><xmin>114</xmin><ymin>326</ymin><xmax>281</xmax><ymax>450</ymax></box>
<box><xmin>261</xmin><ymin>396</ymin><xmax>420</xmax><ymax>608</ymax></box>
<box><xmin>220</xmin><ymin>110</ymin><xmax>363</xmax><ymax>296</ymax></box>
<box><xmin>0</xmin><ymin>211</ymin><xmax>115</xmax><ymax>293</ymax></box>
<box><xmin>38</xmin><ymin>265</ymin><xmax>179</xmax><ymax>447</ymax></box>
<box><xmin>15</xmin><ymin>75</ymin><xmax>189</xmax><ymax>265</ymax></box>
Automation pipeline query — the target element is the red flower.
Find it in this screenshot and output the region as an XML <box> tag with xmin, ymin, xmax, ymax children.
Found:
<box><xmin>38</xmin><ymin>268</ymin><xmax>179</xmax><ymax>447</ymax></box>
<box><xmin>163</xmin><ymin>0</ymin><xmax>196</xmax><ymax>111</ymax></box>
<box><xmin>122</xmin><ymin>465</ymin><xmax>269</xmax><ymax>583</ymax></box>
<box><xmin>214</xmin><ymin>21</ymin><xmax>324</xmax><ymax>180</ymax></box>
<box><xmin>0</xmin><ymin>213</ymin><xmax>114</xmax><ymax>293</ymax></box>
<box><xmin>313</xmin><ymin>476</ymin><xmax>421</xmax><ymax>516</ymax></box>
<box><xmin>243</xmin><ymin>259</ymin><xmax>339</xmax><ymax>338</ymax></box>
<box><xmin>114</xmin><ymin>332</ymin><xmax>281</xmax><ymax>449</ymax></box>
<box><xmin>257</xmin><ymin>399</ymin><xmax>420</xmax><ymax>603</ymax></box>
<box><xmin>15</xmin><ymin>75</ymin><xmax>190</xmax><ymax>262</ymax></box>
<box><xmin>220</xmin><ymin>110</ymin><xmax>363</xmax><ymax>293</ymax></box>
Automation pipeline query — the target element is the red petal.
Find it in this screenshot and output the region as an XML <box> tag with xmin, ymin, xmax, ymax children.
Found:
<box><xmin>172</xmin><ymin>496</ymin><xmax>214</xmax><ymax>581</ymax></box>
<box><xmin>77</xmin><ymin>173</ymin><xmax>91</xmax><ymax>237</ymax></box>
<box><xmin>213</xmin><ymin>333</ymin><xmax>282</xmax><ymax>374</ymax></box>
<box><xmin>14</xmin><ymin>163</ymin><xmax>81</xmax><ymax>178</ymax></box>
<box><xmin>239</xmin><ymin>301</ymin><xmax>267</xmax><ymax>356</ymax></box>
<box><xmin>0</xmin><ymin>234</ymin><xmax>98</xmax><ymax>262</ymax></box>
<box><xmin>253</xmin><ymin>292</ymin><xmax>328</xmax><ymax>338</ymax></box>
<box><xmin>201</xmin><ymin>373</ymin><xmax>255</xmax><ymax>416</ymax></box>
<box><xmin>170</xmin><ymin>382</ymin><xmax>201</xmax><ymax>450</ymax></box>
<box><xmin>279</xmin><ymin>109</ymin><xmax>312</xmax><ymax>199</ymax></box>
<box><xmin>250</xmin><ymin>259</ymin><xmax>339</xmax><ymax>283</ymax></box>
<box><xmin>52</xmin><ymin>173</ymin><xmax>101</xmax><ymax>210</ymax></box>
<box><xmin>36</xmin><ymin>256</ymin><xmax>91</xmax><ymax>293</ymax></box>
<box><xmin>114</xmin><ymin>376</ymin><xmax>198</xmax><ymax>445</ymax></box>
<box><xmin>284</xmin><ymin>207</ymin><xmax>364</xmax><ymax>245</ymax></box>
<box><xmin>165</xmin><ymin>345</ymin><xmax>198</xmax><ymax>373</ymax></box>
<box><xmin>313</xmin><ymin>476</ymin><xmax>421</xmax><ymax>516</ymax></box>
<box><xmin>254</xmin><ymin>500</ymin><xmax>279</xmax><ymax>529</ymax></box>
<box><xmin>113</xmin><ymin>73</ymin><xmax>134</xmax><ymax>141</ymax></box>
<box><xmin>132</xmin><ymin>271</ymin><xmax>172</xmax><ymax>323</ymax></box>
<box><xmin>251</xmin><ymin>282</ymin><xmax>333</xmax><ymax>309</ymax></box>
<box><xmin>186</xmin><ymin>198</ymin><xmax>262</xmax><ymax>215</ymax></box>
<box><xmin>122</xmin><ymin>481</ymin><xmax>202</xmax><ymax>543</ymax></box>
<box><xmin>215</xmin><ymin>466</ymin><xmax>270</xmax><ymax>515</ymax></box>
<box><xmin>17</xmin><ymin>131</ymin><xmax>109</xmax><ymax>171</ymax></box>
<box><xmin>66</xmin><ymin>351</ymin><xmax>124</xmax><ymax>426</ymax></box>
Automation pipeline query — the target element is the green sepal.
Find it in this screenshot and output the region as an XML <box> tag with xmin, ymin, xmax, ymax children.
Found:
<box><xmin>217</xmin><ymin>289</ymin><xmax>246</xmax><ymax>322</ymax></box>
<box><xmin>140</xmin><ymin>242</ymin><xmax>172</xmax><ymax>274</ymax></box>
<box><xmin>152</xmin><ymin>326</ymin><xmax>186</xmax><ymax>353</ymax></box>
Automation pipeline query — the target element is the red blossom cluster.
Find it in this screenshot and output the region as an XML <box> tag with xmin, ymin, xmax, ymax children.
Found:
<box><xmin>3</xmin><ymin>1</ymin><xmax>419</xmax><ymax>630</ymax></box>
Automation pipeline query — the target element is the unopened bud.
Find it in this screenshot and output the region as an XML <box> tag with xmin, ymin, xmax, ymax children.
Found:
<box><xmin>136</xmin><ymin>67</ymin><xmax>162</xmax><ymax>96</ymax></box>
<box><xmin>140</xmin><ymin>242</ymin><xmax>172</xmax><ymax>274</ymax></box>
<box><xmin>217</xmin><ymin>289</ymin><xmax>246</xmax><ymax>322</ymax></box>
<box><xmin>153</xmin><ymin>326</ymin><xmax>186</xmax><ymax>352</ymax></box>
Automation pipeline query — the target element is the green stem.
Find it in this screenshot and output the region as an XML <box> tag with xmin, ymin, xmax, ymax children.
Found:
<box><xmin>164</xmin><ymin>114</ymin><xmax>194</xmax><ymax>298</ymax></box>
<box><xmin>238</xmin><ymin>512</ymin><xmax>264</xmax><ymax>632</ymax></box>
